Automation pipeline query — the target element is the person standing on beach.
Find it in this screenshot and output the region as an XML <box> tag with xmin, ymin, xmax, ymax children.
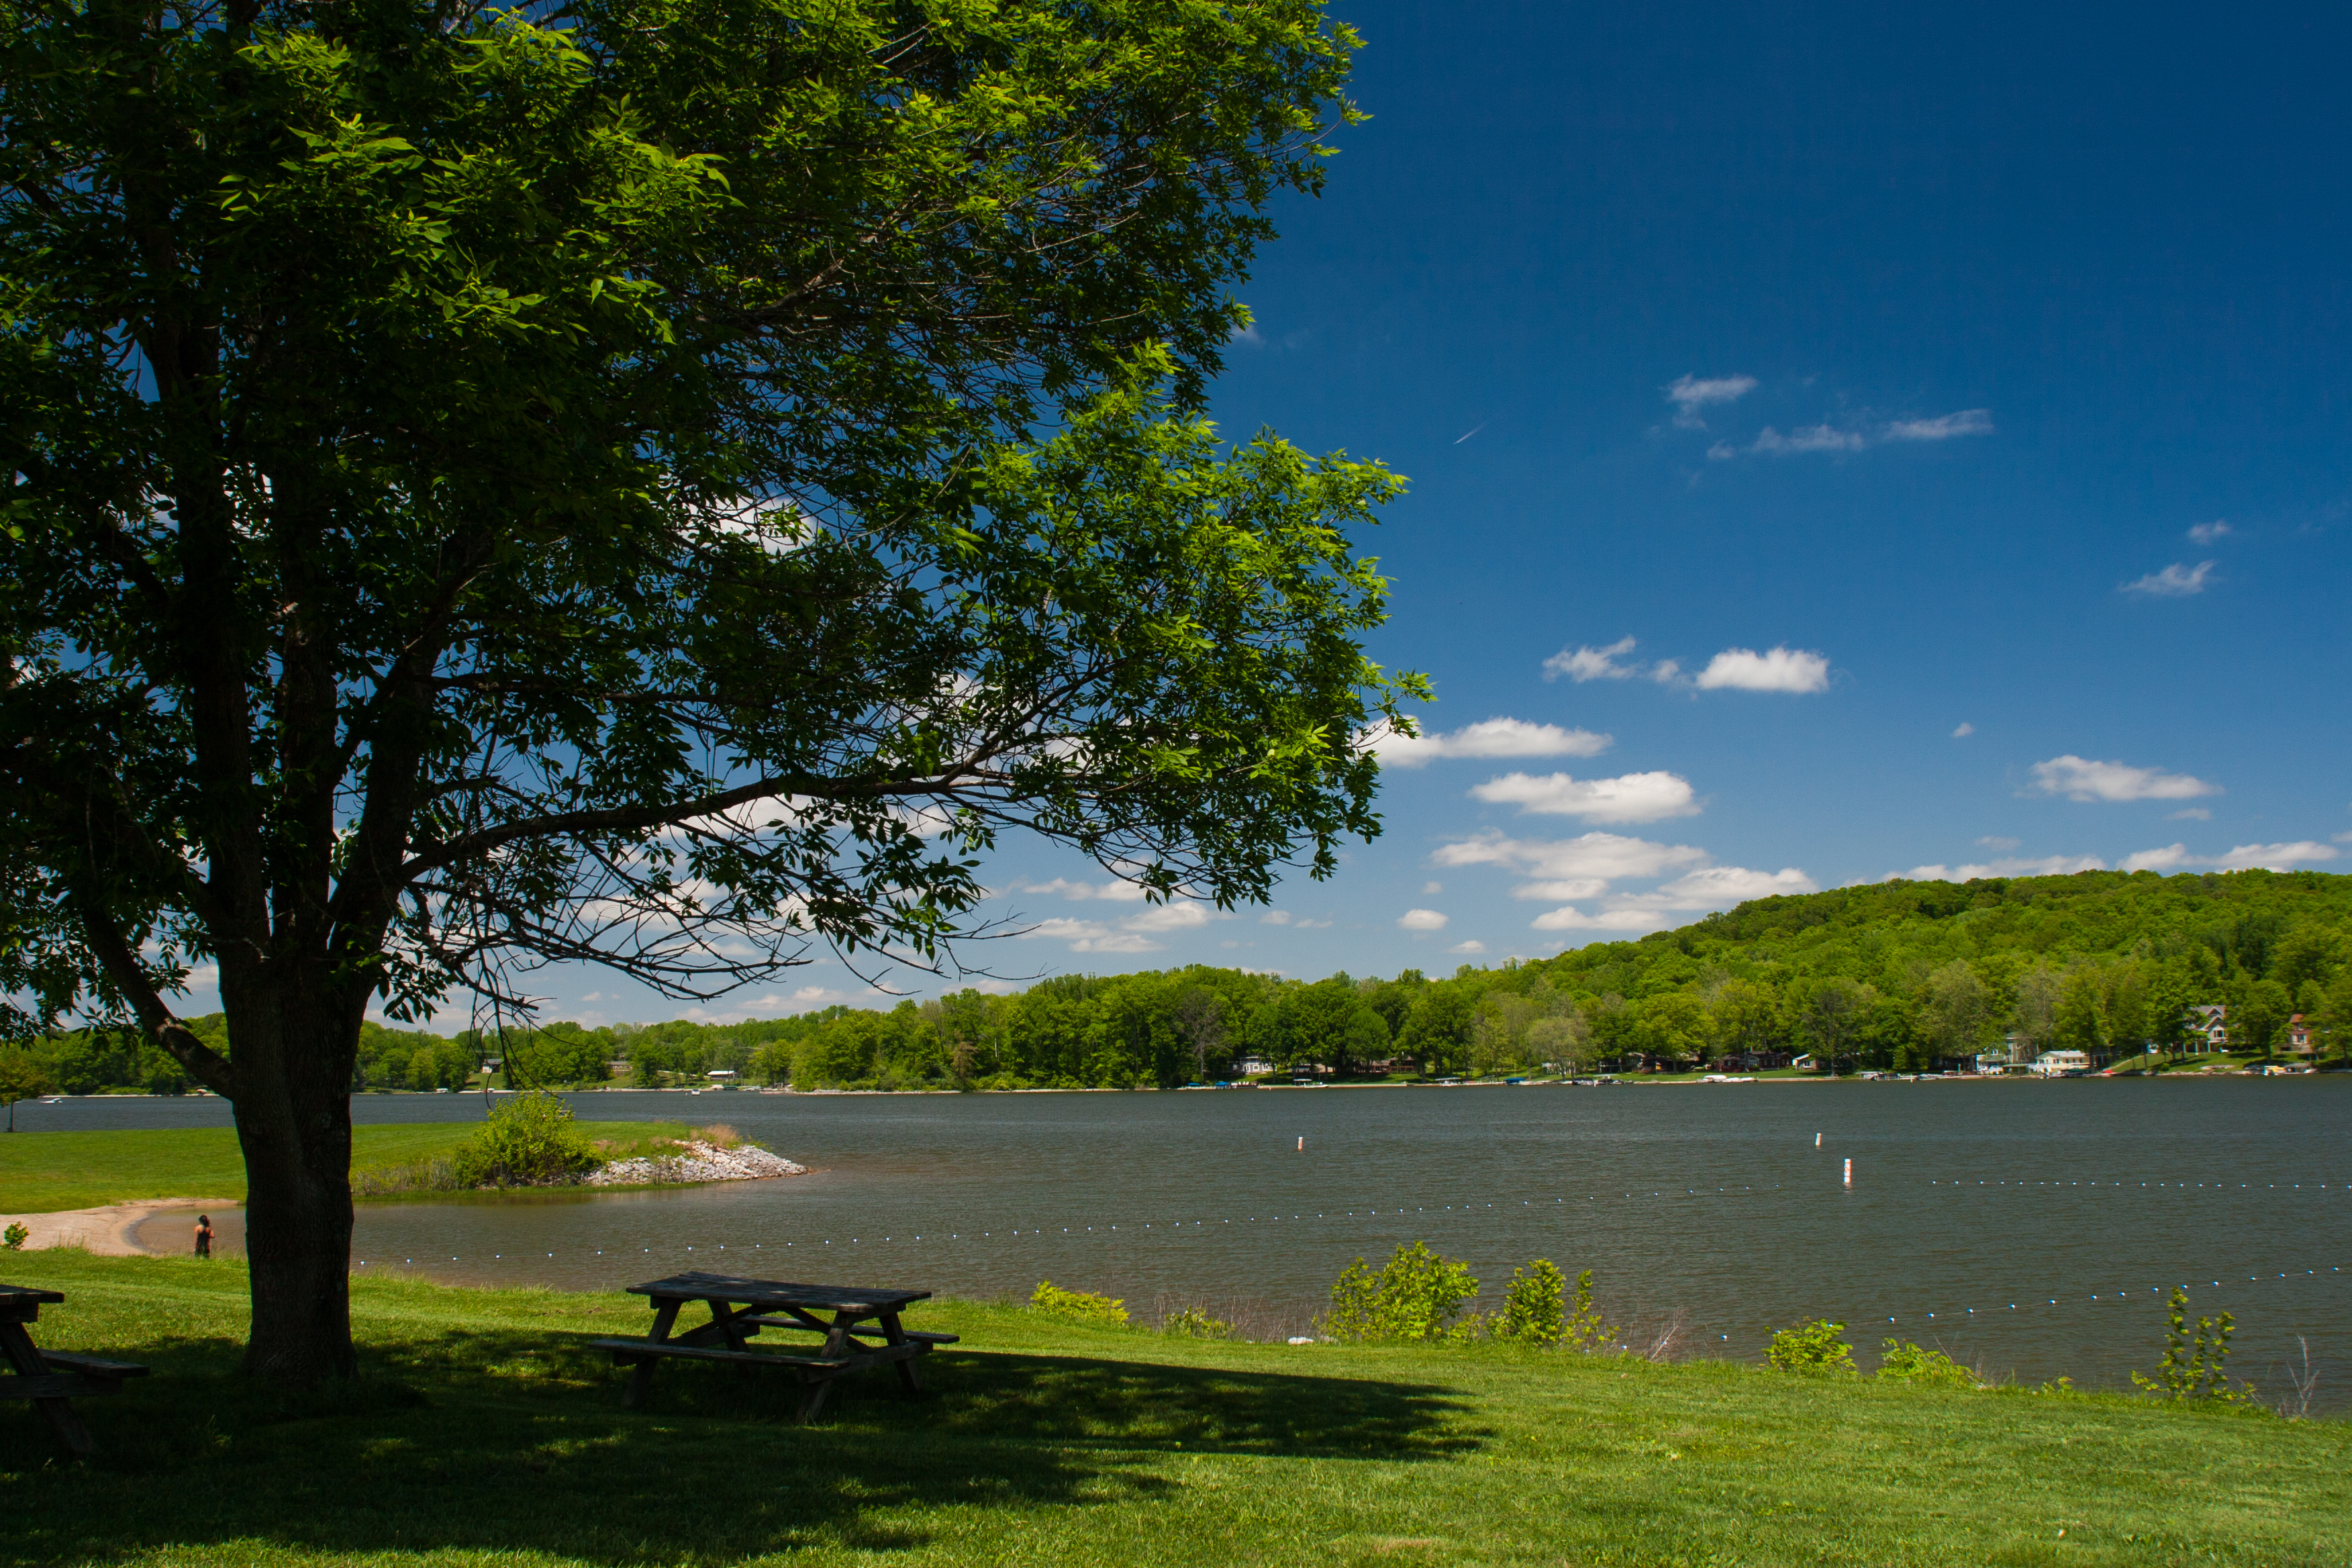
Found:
<box><xmin>193</xmin><ymin>1214</ymin><xmax>213</xmax><ymax>1259</ymax></box>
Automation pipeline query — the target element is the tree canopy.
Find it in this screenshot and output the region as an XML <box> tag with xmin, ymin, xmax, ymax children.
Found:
<box><xmin>0</xmin><ymin>0</ymin><xmax>1410</xmax><ymax>1379</ymax></box>
<box><xmin>32</xmin><ymin>868</ymin><xmax>2320</xmax><ymax>1096</ymax></box>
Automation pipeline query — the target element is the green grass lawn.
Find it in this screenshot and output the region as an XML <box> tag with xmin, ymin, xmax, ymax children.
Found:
<box><xmin>0</xmin><ymin>1253</ymin><xmax>2343</xmax><ymax>1567</ymax></box>
<box><xmin>0</xmin><ymin>1123</ymin><xmax>697</xmax><ymax>1213</ymax></box>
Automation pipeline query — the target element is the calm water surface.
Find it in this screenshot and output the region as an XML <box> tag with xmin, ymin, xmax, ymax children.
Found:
<box><xmin>26</xmin><ymin>1079</ymin><xmax>2350</xmax><ymax>1406</ymax></box>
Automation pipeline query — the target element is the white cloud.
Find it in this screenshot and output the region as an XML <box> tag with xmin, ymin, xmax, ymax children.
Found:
<box><xmin>1421</xmin><ymin>881</ymin><xmax>1442</xmax><ymax>894</ymax></box>
<box><xmin>1295</xmin><ymin>918</ymin><xmax>1332</xmax><ymax>930</ymax></box>
<box><xmin>1021</xmin><ymin>916</ymin><xmax>1107</xmax><ymax>940</ymax></box>
<box><xmin>1882</xmin><ymin>409</ymin><xmax>1994</xmax><ymax>442</ymax></box>
<box><xmin>1751</xmin><ymin>424</ymin><xmax>1866</xmax><ymax>455</ymax></box>
<box><xmin>1694</xmin><ymin>646</ymin><xmax>1830</xmax><ymax>693</ymax></box>
<box><xmin>1446</xmin><ymin>940</ymin><xmax>1487</xmax><ymax>954</ymax></box>
<box><xmin>1014</xmin><ymin>876</ymin><xmax>1150</xmax><ymax>901</ymax></box>
<box><xmin>1471</xmin><ymin>770</ymin><xmax>1700</xmax><ymax>824</ymax></box>
<box><xmin>1434</xmin><ymin>830</ymin><xmax>1711</xmax><ymax>883</ymax></box>
<box><xmin>1709</xmin><ymin>407</ymin><xmax>1993</xmax><ymax>460</ymax></box>
<box><xmin>2187</xmin><ymin>520</ymin><xmax>2231</xmax><ymax>545</ymax></box>
<box><xmin>1016</xmin><ymin>916</ymin><xmax>1167</xmax><ymax>954</ymax></box>
<box><xmin>1510</xmin><ymin>878</ymin><xmax>1612</xmax><ymax>901</ymax></box>
<box><xmin>1436</xmin><ymin>827</ymin><xmax>1788</xmax><ymax>941</ymax></box>
<box><xmin>1952</xmin><ymin>722</ymin><xmax>1975</xmax><ymax>738</ymax></box>
<box><xmin>1375</xmin><ymin>717</ymin><xmax>1613</xmax><ymax>767</ymax></box>
<box><xmin>1545</xmin><ymin>637</ymin><xmax>1794</xmax><ymax>692</ymax></box>
<box><xmin>1530</xmin><ymin>906</ymin><xmax>1669</xmax><ymax>932</ymax></box>
<box><xmin>1259</xmin><ymin>910</ymin><xmax>1291</xmax><ymax>925</ymax></box>
<box><xmin>2121</xmin><ymin>561</ymin><xmax>2216</xmax><ymax>597</ymax></box>
<box><xmin>1398</xmin><ymin>909</ymin><xmax>1450</xmax><ymax>931</ymax></box>
<box><xmin>1121</xmin><ymin>903</ymin><xmax>1215</xmax><ymax>933</ymax></box>
<box><xmin>2028</xmin><ymin>755</ymin><xmax>2222</xmax><ymax>803</ymax></box>
<box><xmin>1543</xmin><ymin>635</ymin><xmax>1642</xmax><ymax>683</ymax></box>
<box><xmin>1898</xmin><ymin>854</ymin><xmax>2106</xmax><ymax>881</ymax></box>
<box><xmin>1665</xmin><ymin>373</ymin><xmax>1757</xmax><ymax>428</ymax></box>
<box><xmin>1641</xmin><ymin>865</ymin><xmax>1818</xmax><ymax>908</ymax></box>
<box><xmin>2126</xmin><ymin>841</ymin><xmax>2341</xmax><ymax>873</ymax></box>
<box><xmin>1977</xmin><ymin>836</ymin><xmax>2021</xmax><ymax>850</ymax></box>
<box><xmin>1074</xmin><ymin>932</ymin><xmax>1167</xmax><ymax>953</ymax></box>
<box><xmin>2165</xmin><ymin>807</ymin><xmax>2212</xmax><ymax>822</ymax></box>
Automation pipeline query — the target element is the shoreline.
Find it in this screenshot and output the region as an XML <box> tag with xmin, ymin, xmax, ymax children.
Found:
<box><xmin>0</xmin><ymin>1197</ymin><xmax>243</xmax><ymax>1257</ymax></box>
<box><xmin>23</xmin><ymin>1065</ymin><xmax>2337</xmax><ymax>1106</ymax></box>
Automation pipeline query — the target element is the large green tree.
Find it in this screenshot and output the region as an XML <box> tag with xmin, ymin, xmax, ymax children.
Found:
<box><xmin>0</xmin><ymin>0</ymin><xmax>1415</xmax><ymax>1380</ymax></box>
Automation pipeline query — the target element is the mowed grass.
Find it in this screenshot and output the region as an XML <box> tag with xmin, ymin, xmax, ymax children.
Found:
<box><xmin>0</xmin><ymin>1123</ymin><xmax>696</xmax><ymax>1213</ymax></box>
<box><xmin>0</xmin><ymin>1254</ymin><xmax>2344</xmax><ymax>1568</ymax></box>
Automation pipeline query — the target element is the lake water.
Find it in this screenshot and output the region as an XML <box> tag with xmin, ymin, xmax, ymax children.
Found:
<box><xmin>21</xmin><ymin>1079</ymin><xmax>2349</xmax><ymax>1409</ymax></box>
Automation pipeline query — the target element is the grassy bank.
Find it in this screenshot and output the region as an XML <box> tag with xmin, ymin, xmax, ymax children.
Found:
<box><xmin>1</xmin><ymin>1253</ymin><xmax>2344</xmax><ymax>1567</ymax></box>
<box><xmin>0</xmin><ymin>1122</ymin><xmax>702</xmax><ymax>1213</ymax></box>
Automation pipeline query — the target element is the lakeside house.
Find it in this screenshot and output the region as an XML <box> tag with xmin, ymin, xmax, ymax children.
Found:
<box><xmin>2187</xmin><ymin>1004</ymin><xmax>2227</xmax><ymax>1054</ymax></box>
<box><xmin>2030</xmin><ymin>1050</ymin><xmax>2092</xmax><ymax>1077</ymax></box>
<box><xmin>2286</xmin><ymin>1014</ymin><xmax>2314</xmax><ymax>1056</ymax></box>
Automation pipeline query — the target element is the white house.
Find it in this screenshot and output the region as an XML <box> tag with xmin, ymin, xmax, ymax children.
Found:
<box><xmin>2029</xmin><ymin>1050</ymin><xmax>2092</xmax><ymax>1077</ymax></box>
<box><xmin>2186</xmin><ymin>1004</ymin><xmax>2226</xmax><ymax>1054</ymax></box>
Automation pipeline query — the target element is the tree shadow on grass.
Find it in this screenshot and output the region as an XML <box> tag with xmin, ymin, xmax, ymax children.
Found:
<box><xmin>1</xmin><ymin>1326</ymin><xmax>1483</xmax><ymax>1565</ymax></box>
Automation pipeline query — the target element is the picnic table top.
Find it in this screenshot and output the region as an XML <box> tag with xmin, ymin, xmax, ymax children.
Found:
<box><xmin>0</xmin><ymin>1285</ymin><xmax>65</xmax><ymax>1308</ymax></box>
<box><xmin>628</xmin><ymin>1272</ymin><xmax>930</xmax><ymax>1313</ymax></box>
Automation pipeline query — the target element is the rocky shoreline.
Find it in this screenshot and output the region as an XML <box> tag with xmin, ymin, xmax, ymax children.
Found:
<box><xmin>583</xmin><ymin>1138</ymin><xmax>805</xmax><ymax>1186</ymax></box>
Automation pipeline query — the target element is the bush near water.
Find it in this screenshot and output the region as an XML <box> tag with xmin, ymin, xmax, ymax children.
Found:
<box><xmin>349</xmin><ymin>1097</ymin><xmax>758</xmax><ymax>1195</ymax></box>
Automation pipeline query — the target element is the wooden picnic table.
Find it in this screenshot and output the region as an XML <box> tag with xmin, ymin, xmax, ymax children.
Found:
<box><xmin>1</xmin><ymin>1284</ymin><xmax>149</xmax><ymax>1457</ymax></box>
<box><xmin>589</xmin><ymin>1271</ymin><xmax>957</xmax><ymax>1421</ymax></box>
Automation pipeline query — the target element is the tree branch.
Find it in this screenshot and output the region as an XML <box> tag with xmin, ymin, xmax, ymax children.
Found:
<box><xmin>70</xmin><ymin>891</ymin><xmax>238</xmax><ymax>1098</ymax></box>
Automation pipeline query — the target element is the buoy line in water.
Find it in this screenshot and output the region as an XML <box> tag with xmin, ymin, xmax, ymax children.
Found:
<box><xmin>345</xmin><ymin>1174</ymin><xmax>2351</xmax><ymax>1277</ymax></box>
<box><xmin>348</xmin><ymin>1184</ymin><xmax>2349</xmax><ymax>1337</ymax></box>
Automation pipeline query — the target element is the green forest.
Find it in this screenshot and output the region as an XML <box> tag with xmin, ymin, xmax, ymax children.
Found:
<box><xmin>9</xmin><ymin>869</ymin><xmax>2351</xmax><ymax>1097</ymax></box>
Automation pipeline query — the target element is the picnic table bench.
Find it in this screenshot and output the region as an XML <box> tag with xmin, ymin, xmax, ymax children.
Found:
<box><xmin>589</xmin><ymin>1271</ymin><xmax>957</xmax><ymax>1421</ymax></box>
<box><xmin>1</xmin><ymin>1284</ymin><xmax>150</xmax><ymax>1457</ymax></box>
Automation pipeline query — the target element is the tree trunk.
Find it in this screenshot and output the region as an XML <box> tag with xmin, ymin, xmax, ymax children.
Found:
<box><xmin>229</xmin><ymin>991</ymin><xmax>362</xmax><ymax>1383</ymax></box>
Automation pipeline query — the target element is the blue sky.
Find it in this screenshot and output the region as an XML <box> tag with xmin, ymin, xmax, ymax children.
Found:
<box><xmin>393</xmin><ymin>4</ymin><xmax>2352</xmax><ymax>1026</ymax></box>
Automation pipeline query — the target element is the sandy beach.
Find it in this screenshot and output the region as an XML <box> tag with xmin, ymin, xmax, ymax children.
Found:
<box><xmin>0</xmin><ymin>1198</ymin><xmax>240</xmax><ymax>1257</ymax></box>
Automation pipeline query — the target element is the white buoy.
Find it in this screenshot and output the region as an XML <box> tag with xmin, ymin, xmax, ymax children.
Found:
<box><xmin>1843</xmin><ymin>1157</ymin><xmax>1853</xmax><ymax>1185</ymax></box>
<box><xmin>1815</xmin><ymin>1133</ymin><xmax>1822</xmax><ymax>1146</ymax></box>
<box><xmin>1297</xmin><ymin>1136</ymin><xmax>1304</xmax><ymax>1150</ymax></box>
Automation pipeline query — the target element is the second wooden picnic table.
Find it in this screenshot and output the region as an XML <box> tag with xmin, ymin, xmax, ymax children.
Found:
<box><xmin>589</xmin><ymin>1271</ymin><xmax>956</xmax><ymax>1420</ymax></box>
<box><xmin>1</xmin><ymin>1284</ymin><xmax>149</xmax><ymax>1457</ymax></box>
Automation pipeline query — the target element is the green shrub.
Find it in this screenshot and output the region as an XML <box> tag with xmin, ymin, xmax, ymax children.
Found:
<box><xmin>1496</xmin><ymin>1260</ymin><xmax>1567</xmax><ymax>1346</ymax></box>
<box><xmin>452</xmin><ymin>1093</ymin><xmax>598</xmax><ymax>1187</ymax></box>
<box><xmin>1767</xmin><ymin>1318</ymin><xmax>1857</xmax><ymax>1375</ymax></box>
<box><xmin>1163</xmin><ymin>1306</ymin><xmax>1232</xmax><ymax>1339</ymax></box>
<box><xmin>1876</xmin><ymin>1339</ymin><xmax>1977</xmax><ymax>1387</ymax></box>
<box><xmin>2</xmin><ymin>1222</ymin><xmax>27</xmax><ymax>1251</ymax></box>
<box><xmin>1322</xmin><ymin>1240</ymin><xmax>1479</xmax><ymax>1342</ymax></box>
<box><xmin>1561</xmin><ymin>1267</ymin><xmax>1618</xmax><ymax>1351</ymax></box>
<box><xmin>1031</xmin><ymin>1281</ymin><xmax>1128</xmax><ymax>1324</ymax></box>
<box><xmin>2130</xmin><ymin>1287</ymin><xmax>2257</xmax><ymax>1403</ymax></box>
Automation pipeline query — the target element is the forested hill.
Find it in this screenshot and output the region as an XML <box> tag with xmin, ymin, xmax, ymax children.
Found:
<box><xmin>16</xmin><ymin>869</ymin><xmax>2352</xmax><ymax>1095</ymax></box>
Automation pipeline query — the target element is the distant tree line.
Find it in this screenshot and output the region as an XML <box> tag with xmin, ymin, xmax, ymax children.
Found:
<box><xmin>6</xmin><ymin>869</ymin><xmax>2348</xmax><ymax>1096</ymax></box>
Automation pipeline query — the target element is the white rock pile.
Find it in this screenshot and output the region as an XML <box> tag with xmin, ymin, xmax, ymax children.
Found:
<box><xmin>585</xmin><ymin>1140</ymin><xmax>806</xmax><ymax>1187</ymax></box>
